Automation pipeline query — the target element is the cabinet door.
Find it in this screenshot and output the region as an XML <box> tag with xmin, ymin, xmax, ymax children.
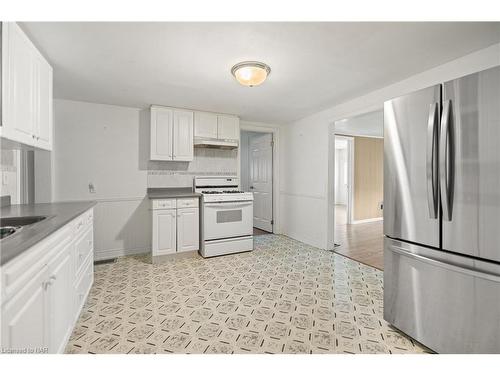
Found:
<box><xmin>2</xmin><ymin>22</ymin><xmax>36</xmax><ymax>146</ymax></box>
<box><xmin>173</xmin><ymin>110</ymin><xmax>194</xmax><ymax>161</ymax></box>
<box><xmin>34</xmin><ymin>56</ymin><xmax>53</xmax><ymax>151</ymax></box>
<box><xmin>217</xmin><ymin>115</ymin><xmax>239</xmax><ymax>140</ymax></box>
<box><xmin>194</xmin><ymin>111</ymin><xmax>218</xmax><ymax>138</ymax></box>
<box><xmin>150</xmin><ymin>107</ymin><xmax>173</xmax><ymax>160</ymax></box>
<box><xmin>47</xmin><ymin>245</ymin><xmax>74</xmax><ymax>353</ymax></box>
<box><xmin>1</xmin><ymin>265</ymin><xmax>49</xmax><ymax>353</ymax></box>
<box><xmin>177</xmin><ymin>207</ymin><xmax>199</xmax><ymax>252</ymax></box>
<box><xmin>152</xmin><ymin>209</ymin><xmax>177</xmax><ymax>256</ymax></box>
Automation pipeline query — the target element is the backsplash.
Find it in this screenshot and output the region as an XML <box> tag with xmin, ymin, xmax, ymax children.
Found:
<box><xmin>0</xmin><ymin>150</ymin><xmax>19</xmax><ymax>203</ymax></box>
<box><xmin>147</xmin><ymin>147</ymin><xmax>238</xmax><ymax>187</ymax></box>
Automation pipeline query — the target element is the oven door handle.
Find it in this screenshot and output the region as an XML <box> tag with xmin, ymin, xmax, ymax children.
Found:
<box><xmin>204</xmin><ymin>202</ymin><xmax>253</xmax><ymax>208</ymax></box>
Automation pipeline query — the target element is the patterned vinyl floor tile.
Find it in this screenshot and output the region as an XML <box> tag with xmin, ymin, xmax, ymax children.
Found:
<box><xmin>65</xmin><ymin>234</ymin><xmax>431</xmax><ymax>354</ymax></box>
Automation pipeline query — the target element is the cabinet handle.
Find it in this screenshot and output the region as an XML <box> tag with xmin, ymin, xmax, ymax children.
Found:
<box><xmin>32</xmin><ymin>134</ymin><xmax>36</xmax><ymax>139</ymax></box>
<box><xmin>43</xmin><ymin>280</ymin><xmax>53</xmax><ymax>289</ymax></box>
<box><xmin>50</xmin><ymin>275</ymin><xmax>57</xmax><ymax>281</ymax></box>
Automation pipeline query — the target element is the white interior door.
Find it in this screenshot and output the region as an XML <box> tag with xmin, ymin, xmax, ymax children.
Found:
<box><xmin>249</xmin><ymin>133</ymin><xmax>273</xmax><ymax>232</ymax></box>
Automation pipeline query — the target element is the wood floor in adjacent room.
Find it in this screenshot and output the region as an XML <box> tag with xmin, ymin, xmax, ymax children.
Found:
<box><xmin>334</xmin><ymin>205</ymin><xmax>384</xmax><ymax>270</ymax></box>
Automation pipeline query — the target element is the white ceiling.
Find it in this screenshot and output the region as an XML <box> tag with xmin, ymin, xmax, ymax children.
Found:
<box><xmin>21</xmin><ymin>22</ymin><xmax>500</xmax><ymax>124</ymax></box>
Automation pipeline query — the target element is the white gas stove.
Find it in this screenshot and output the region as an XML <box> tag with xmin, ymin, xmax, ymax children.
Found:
<box><xmin>194</xmin><ymin>177</ymin><xmax>254</xmax><ymax>257</ymax></box>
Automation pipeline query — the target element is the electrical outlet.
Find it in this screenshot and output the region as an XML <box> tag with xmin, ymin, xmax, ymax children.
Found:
<box><xmin>89</xmin><ymin>183</ymin><xmax>96</xmax><ymax>194</ymax></box>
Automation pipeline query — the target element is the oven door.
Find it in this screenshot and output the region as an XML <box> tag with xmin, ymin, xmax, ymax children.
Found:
<box><xmin>203</xmin><ymin>201</ymin><xmax>253</xmax><ymax>241</ymax></box>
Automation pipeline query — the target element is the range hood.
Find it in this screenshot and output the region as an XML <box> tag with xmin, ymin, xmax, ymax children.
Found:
<box><xmin>194</xmin><ymin>137</ymin><xmax>239</xmax><ymax>150</ymax></box>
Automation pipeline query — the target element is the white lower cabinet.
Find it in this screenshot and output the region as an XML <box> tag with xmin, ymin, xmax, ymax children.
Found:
<box><xmin>47</xmin><ymin>244</ymin><xmax>74</xmax><ymax>353</ymax></box>
<box><xmin>177</xmin><ymin>207</ymin><xmax>200</xmax><ymax>252</ymax></box>
<box><xmin>1</xmin><ymin>266</ymin><xmax>49</xmax><ymax>353</ymax></box>
<box><xmin>152</xmin><ymin>198</ymin><xmax>199</xmax><ymax>257</ymax></box>
<box><xmin>152</xmin><ymin>209</ymin><xmax>177</xmax><ymax>255</ymax></box>
<box><xmin>0</xmin><ymin>208</ymin><xmax>94</xmax><ymax>353</ymax></box>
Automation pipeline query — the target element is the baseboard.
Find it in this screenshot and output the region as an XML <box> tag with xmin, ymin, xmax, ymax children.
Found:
<box><xmin>351</xmin><ymin>217</ymin><xmax>383</xmax><ymax>224</ymax></box>
<box><xmin>94</xmin><ymin>246</ymin><xmax>150</xmax><ymax>261</ymax></box>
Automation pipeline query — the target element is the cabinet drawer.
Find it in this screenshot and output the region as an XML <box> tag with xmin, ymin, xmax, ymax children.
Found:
<box><xmin>75</xmin><ymin>257</ymin><xmax>93</xmax><ymax>315</ymax></box>
<box><xmin>73</xmin><ymin>209</ymin><xmax>92</xmax><ymax>237</ymax></box>
<box><xmin>177</xmin><ymin>198</ymin><xmax>199</xmax><ymax>208</ymax></box>
<box><xmin>1</xmin><ymin>225</ymin><xmax>72</xmax><ymax>303</ymax></box>
<box><xmin>75</xmin><ymin>228</ymin><xmax>93</xmax><ymax>276</ymax></box>
<box><xmin>152</xmin><ymin>199</ymin><xmax>177</xmax><ymax>210</ymax></box>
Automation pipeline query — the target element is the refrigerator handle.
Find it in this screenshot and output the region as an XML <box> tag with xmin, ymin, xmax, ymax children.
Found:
<box><xmin>426</xmin><ymin>102</ymin><xmax>439</xmax><ymax>219</ymax></box>
<box><xmin>440</xmin><ymin>99</ymin><xmax>454</xmax><ymax>221</ymax></box>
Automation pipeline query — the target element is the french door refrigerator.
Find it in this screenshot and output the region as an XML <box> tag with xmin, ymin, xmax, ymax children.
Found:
<box><xmin>384</xmin><ymin>65</ymin><xmax>500</xmax><ymax>354</ymax></box>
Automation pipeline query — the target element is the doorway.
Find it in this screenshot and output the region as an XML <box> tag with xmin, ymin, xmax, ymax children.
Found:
<box><xmin>334</xmin><ymin>136</ymin><xmax>353</xmax><ymax>226</ymax></box>
<box><xmin>240</xmin><ymin>130</ymin><xmax>273</xmax><ymax>235</ymax></box>
<box><xmin>332</xmin><ymin>110</ymin><xmax>384</xmax><ymax>270</ymax></box>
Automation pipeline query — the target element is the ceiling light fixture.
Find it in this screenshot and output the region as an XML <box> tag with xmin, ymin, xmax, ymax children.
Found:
<box><xmin>231</xmin><ymin>61</ymin><xmax>271</xmax><ymax>87</ymax></box>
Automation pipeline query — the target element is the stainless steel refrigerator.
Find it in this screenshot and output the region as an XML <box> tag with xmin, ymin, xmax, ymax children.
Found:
<box><xmin>384</xmin><ymin>65</ymin><xmax>500</xmax><ymax>353</ymax></box>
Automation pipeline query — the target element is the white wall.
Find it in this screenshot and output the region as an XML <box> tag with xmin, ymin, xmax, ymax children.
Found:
<box><xmin>54</xmin><ymin>99</ymin><xmax>239</xmax><ymax>260</ymax></box>
<box><xmin>240</xmin><ymin>131</ymin><xmax>250</xmax><ymax>192</ymax></box>
<box><xmin>54</xmin><ymin>100</ymin><xmax>150</xmax><ymax>260</ymax></box>
<box><xmin>280</xmin><ymin>42</ymin><xmax>500</xmax><ymax>250</ymax></box>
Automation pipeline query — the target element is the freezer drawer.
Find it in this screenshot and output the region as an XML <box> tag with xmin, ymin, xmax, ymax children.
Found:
<box><xmin>384</xmin><ymin>85</ymin><xmax>440</xmax><ymax>248</ymax></box>
<box><xmin>441</xmin><ymin>66</ymin><xmax>500</xmax><ymax>262</ymax></box>
<box><xmin>384</xmin><ymin>237</ymin><xmax>500</xmax><ymax>353</ymax></box>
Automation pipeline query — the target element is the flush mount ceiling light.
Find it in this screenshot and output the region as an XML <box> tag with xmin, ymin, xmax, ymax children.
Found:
<box><xmin>231</xmin><ymin>61</ymin><xmax>271</xmax><ymax>87</ymax></box>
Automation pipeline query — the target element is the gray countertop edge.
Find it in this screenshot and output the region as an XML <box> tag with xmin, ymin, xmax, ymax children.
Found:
<box><xmin>147</xmin><ymin>187</ymin><xmax>202</xmax><ymax>199</ymax></box>
<box><xmin>1</xmin><ymin>200</ymin><xmax>97</xmax><ymax>266</ymax></box>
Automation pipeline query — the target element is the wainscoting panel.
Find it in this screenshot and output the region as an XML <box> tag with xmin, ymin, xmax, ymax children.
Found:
<box><xmin>93</xmin><ymin>197</ymin><xmax>151</xmax><ymax>261</ymax></box>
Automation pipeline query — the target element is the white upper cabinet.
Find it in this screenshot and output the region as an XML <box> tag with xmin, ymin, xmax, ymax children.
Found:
<box><xmin>34</xmin><ymin>55</ymin><xmax>53</xmax><ymax>150</ymax></box>
<box><xmin>173</xmin><ymin>110</ymin><xmax>194</xmax><ymax>161</ymax></box>
<box><xmin>150</xmin><ymin>106</ymin><xmax>193</xmax><ymax>161</ymax></box>
<box><xmin>194</xmin><ymin>111</ymin><xmax>218</xmax><ymax>138</ymax></box>
<box><xmin>217</xmin><ymin>115</ymin><xmax>239</xmax><ymax>140</ymax></box>
<box><xmin>2</xmin><ymin>22</ymin><xmax>36</xmax><ymax>146</ymax></box>
<box><xmin>194</xmin><ymin>112</ymin><xmax>240</xmax><ymax>141</ymax></box>
<box><xmin>150</xmin><ymin>106</ymin><xmax>173</xmax><ymax>160</ymax></box>
<box><xmin>1</xmin><ymin>22</ymin><xmax>53</xmax><ymax>151</ymax></box>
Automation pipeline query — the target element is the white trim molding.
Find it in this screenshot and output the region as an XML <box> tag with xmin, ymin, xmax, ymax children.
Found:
<box><xmin>94</xmin><ymin>246</ymin><xmax>150</xmax><ymax>261</ymax></box>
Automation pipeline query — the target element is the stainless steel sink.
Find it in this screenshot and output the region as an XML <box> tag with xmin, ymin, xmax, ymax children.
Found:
<box><xmin>0</xmin><ymin>215</ymin><xmax>47</xmax><ymax>227</ymax></box>
<box><xmin>0</xmin><ymin>226</ymin><xmax>21</xmax><ymax>240</ymax></box>
<box><xmin>0</xmin><ymin>216</ymin><xmax>48</xmax><ymax>240</ymax></box>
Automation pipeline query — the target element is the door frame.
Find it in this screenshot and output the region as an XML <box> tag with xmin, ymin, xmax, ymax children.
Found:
<box><xmin>238</xmin><ymin>122</ymin><xmax>281</xmax><ymax>234</ymax></box>
<box><xmin>334</xmin><ymin>135</ymin><xmax>354</xmax><ymax>225</ymax></box>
